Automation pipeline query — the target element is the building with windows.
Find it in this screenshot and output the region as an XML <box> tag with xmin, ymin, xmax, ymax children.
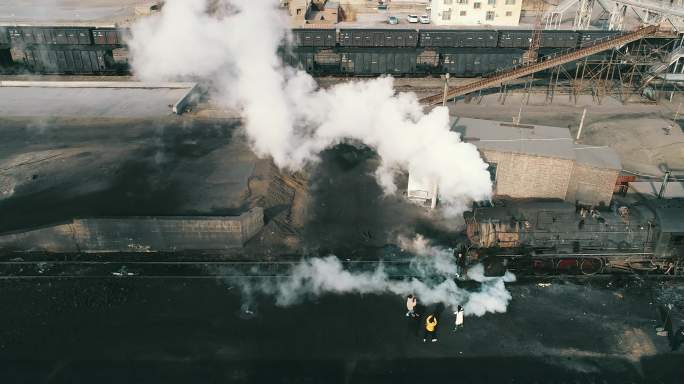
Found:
<box><xmin>282</xmin><ymin>0</ymin><xmax>312</xmax><ymax>24</ymax></box>
<box><xmin>430</xmin><ymin>0</ymin><xmax>522</xmax><ymax>26</ymax></box>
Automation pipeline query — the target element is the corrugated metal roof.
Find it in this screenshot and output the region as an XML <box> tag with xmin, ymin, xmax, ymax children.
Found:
<box><xmin>452</xmin><ymin>117</ymin><xmax>575</xmax><ymax>160</ymax></box>
<box><xmin>574</xmin><ymin>145</ymin><xmax>622</xmax><ymax>171</ymax></box>
<box><xmin>452</xmin><ymin>117</ymin><xmax>622</xmax><ymax>171</ymax></box>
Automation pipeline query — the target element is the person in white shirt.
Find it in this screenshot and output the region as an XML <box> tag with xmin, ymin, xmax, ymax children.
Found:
<box><xmin>454</xmin><ymin>305</ymin><xmax>464</xmax><ymax>331</ymax></box>
<box><xmin>406</xmin><ymin>294</ymin><xmax>418</xmax><ymax>318</ymax></box>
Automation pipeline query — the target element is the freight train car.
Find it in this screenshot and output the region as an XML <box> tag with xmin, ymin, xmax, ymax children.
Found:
<box><xmin>339</xmin><ymin>29</ymin><xmax>419</xmax><ymax>48</ymax></box>
<box><xmin>291</xmin><ymin>28</ymin><xmax>337</xmax><ymax>47</ymax></box>
<box><xmin>464</xmin><ymin>198</ymin><xmax>684</xmax><ymax>275</ymax></box>
<box><xmin>7</xmin><ymin>27</ymin><xmax>92</xmax><ymax>45</ymax></box>
<box><xmin>92</xmin><ymin>28</ymin><xmax>127</xmax><ymax>46</ymax></box>
<box><xmin>339</xmin><ymin>49</ymin><xmax>418</xmax><ymax>75</ymax></box>
<box><xmin>0</xmin><ymin>26</ymin><xmax>9</xmax><ymax>46</ymax></box>
<box><xmin>0</xmin><ymin>49</ymin><xmax>11</xmax><ymax>68</ymax></box>
<box><xmin>440</xmin><ymin>48</ymin><xmax>522</xmax><ymax>76</ymax></box>
<box><xmin>419</xmin><ymin>30</ymin><xmax>498</xmax><ymax>48</ymax></box>
<box><xmin>281</xmin><ymin>48</ymin><xmax>316</xmax><ymax>72</ymax></box>
<box><xmin>19</xmin><ymin>48</ymin><xmax>113</xmax><ymax>74</ymax></box>
<box><xmin>578</xmin><ymin>30</ymin><xmax>621</xmax><ymax>47</ymax></box>
<box><xmin>498</xmin><ymin>30</ymin><xmax>578</xmax><ymax>48</ymax></box>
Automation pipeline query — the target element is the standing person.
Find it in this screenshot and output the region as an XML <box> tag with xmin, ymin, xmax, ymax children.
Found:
<box><xmin>406</xmin><ymin>294</ymin><xmax>418</xmax><ymax>317</ymax></box>
<box><xmin>454</xmin><ymin>305</ymin><xmax>464</xmax><ymax>331</ymax></box>
<box><xmin>423</xmin><ymin>314</ymin><xmax>438</xmax><ymax>342</ymax></box>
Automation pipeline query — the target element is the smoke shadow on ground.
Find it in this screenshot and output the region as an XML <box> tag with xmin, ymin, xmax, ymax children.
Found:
<box><xmin>0</xmin><ymin>155</ymin><xmax>186</xmax><ymax>232</ymax></box>
<box><xmin>0</xmin><ymin>118</ymin><xmax>238</xmax><ymax>233</ymax></box>
<box><xmin>302</xmin><ymin>143</ymin><xmax>434</xmax><ymax>257</ymax></box>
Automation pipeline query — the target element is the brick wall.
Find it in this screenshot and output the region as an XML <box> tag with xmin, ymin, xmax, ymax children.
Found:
<box><xmin>0</xmin><ymin>208</ymin><xmax>265</xmax><ymax>252</ymax></box>
<box><xmin>481</xmin><ymin>149</ymin><xmax>574</xmax><ymax>199</ymax></box>
<box><xmin>566</xmin><ymin>164</ymin><xmax>619</xmax><ymax>207</ymax></box>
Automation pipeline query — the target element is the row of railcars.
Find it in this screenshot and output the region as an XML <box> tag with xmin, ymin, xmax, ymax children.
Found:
<box><xmin>291</xmin><ymin>28</ymin><xmax>621</xmax><ymax>49</ymax></box>
<box><xmin>0</xmin><ymin>25</ymin><xmax>640</xmax><ymax>76</ymax></box>
<box><xmin>282</xmin><ymin>47</ymin><xmax>524</xmax><ymax>76</ymax></box>
<box><xmin>0</xmin><ymin>26</ymin><xmax>645</xmax><ymax>51</ymax></box>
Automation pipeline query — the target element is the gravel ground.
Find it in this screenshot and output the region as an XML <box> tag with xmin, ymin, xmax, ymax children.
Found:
<box><xmin>0</xmin><ymin>275</ymin><xmax>682</xmax><ymax>383</ymax></box>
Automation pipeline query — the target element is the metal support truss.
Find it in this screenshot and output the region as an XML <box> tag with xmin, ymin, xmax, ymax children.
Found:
<box><xmin>574</xmin><ymin>0</ymin><xmax>596</xmax><ymax>29</ymax></box>
<box><xmin>528</xmin><ymin>36</ymin><xmax>681</xmax><ymax>104</ymax></box>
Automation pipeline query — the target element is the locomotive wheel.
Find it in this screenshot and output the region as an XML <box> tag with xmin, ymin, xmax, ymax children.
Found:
<box><xmin>557</xmin><ymin>259</ymin><xmax>580</xmax><ymax>274</ymax></box>
<box><xmin>532</xmin><ymin>259</ymin><xmax>554</xmax><ymax>275</ymax></box>
<box><xmin>580</xmin><ymin>258</ymin><xmax>603</xmax><ymax>275</ymax></box>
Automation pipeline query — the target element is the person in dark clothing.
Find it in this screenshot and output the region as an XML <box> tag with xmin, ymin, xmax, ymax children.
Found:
<box><xmin>672</xmin><ymin>326</ymin><xmax>684</xmax><ymax>351</ymax></box>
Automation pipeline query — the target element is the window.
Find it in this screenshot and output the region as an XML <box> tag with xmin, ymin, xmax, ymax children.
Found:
<box><xmin>473</xmin><ymin>2</ymin><xmax>481</xmax><ymax>8</ymax></box>
<box><xmin>442</xmin><ymin>9</ymin><xmax>452</xmax><ymax>20</ymax></box>
<box><xmin>444</xmin><ymin>0</ymin><xmax>453</xmax><ymax>4</ymax></box>
<box><xmin>457</xmin><ymin>0</ymin><xmax>468</xmax><ymax>4</ymax></box>
<box><xmin>460</xmin><ymin>10</ymin><xmax>467</xmax><ymax>16</ymax></box>
<box><xmin>486</xmin><ymin>11</ymin><xmax>495</xmax><ymax>20</ymax></box>
<box><xmin>505</xmin><ymin>10</ymin><xmax>512</xmax><ymax>16</ymax></box>
<box><xmin>505</xmin><ymin>0</ymin><xmax>515</xmax><ymax>4</ymax></box>
<box><xmin>488</xmin><ymin>0</ymin><xmax>496</xmax><ymax>5</ymax></box>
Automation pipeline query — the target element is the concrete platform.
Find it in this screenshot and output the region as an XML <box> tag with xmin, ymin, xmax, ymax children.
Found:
<box><xmin>0</xmin><ymin>81</ymin><xmax>196</xmax><ymax>118</ymax></box>
<box><xmin>0</xmin><ymin>0</ymin><xmax>148</xmax><ymax>26</ymax></box>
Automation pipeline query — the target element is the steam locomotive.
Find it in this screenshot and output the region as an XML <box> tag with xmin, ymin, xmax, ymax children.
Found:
<box><xmin>463</xmin><ymin>198</ymin><xmax>684</xmax><ymax>275</ymax></box>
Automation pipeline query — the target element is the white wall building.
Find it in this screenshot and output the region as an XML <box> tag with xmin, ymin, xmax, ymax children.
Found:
<box><xmin>430</xmin><ymin>0</ymin><xmax>522</xmax><ymax>26</ymax></box>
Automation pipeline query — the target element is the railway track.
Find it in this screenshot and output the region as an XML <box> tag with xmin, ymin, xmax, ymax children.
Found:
<box><xmin>0</xmin><ymin>257</ymin><xmax>679</xmax><ymax>279</ymax></box>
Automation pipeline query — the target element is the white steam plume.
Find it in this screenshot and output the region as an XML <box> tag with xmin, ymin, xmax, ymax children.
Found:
<box><xmin>231</xmin><ymin>235</ymin><xmax>515</xmax><ymax>317</ymax></box>
<box><xmin>128</xmin><ymin>0</ymin><xmax>492</xmax><ymax>213</ymax></box>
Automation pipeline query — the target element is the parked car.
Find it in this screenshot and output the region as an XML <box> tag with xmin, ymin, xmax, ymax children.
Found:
<box><xmin>388</xmin><ymin>15</ymin><xmax>399</xmax><ymax>24</ymax></box>
<box><xmin>419</xmin><ymin>15</ymin><xmax>431</xmax><ymax>24</ymax></box>
<box><xmin>407</xmin><ymin>14</ymin><xmax>419</xmax><ymax>23</ymax></box>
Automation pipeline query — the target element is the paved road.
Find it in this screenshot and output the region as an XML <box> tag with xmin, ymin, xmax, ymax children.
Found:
<box><xmin>0</xmin><ymin>0</ymin><xmax>143</xmax><ymax>24</ymax></box>
<box><xmin>0</xmin><ymin>276</ymin><xmax>682</xmax><ymax>383</ymax></box>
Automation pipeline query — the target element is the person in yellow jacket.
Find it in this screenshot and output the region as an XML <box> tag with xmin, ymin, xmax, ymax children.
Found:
<box><xmin>423</xmin><ymin>314</ymin><xmax>438</xmax><ymax>343</ymax></box>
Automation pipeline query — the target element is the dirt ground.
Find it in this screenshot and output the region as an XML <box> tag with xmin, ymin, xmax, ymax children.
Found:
<box><xmin>0</xmin><ymin>275</ymin><xmax>682</xmax><ymax>383</ymax></box>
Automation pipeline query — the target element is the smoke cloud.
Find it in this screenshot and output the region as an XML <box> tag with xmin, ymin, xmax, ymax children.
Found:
<box><xmin>225</xmin><ymin>235</ymin><xmax>515</xmax><ymax>317</ymax></box>
<box><xmin>128</xmin><ymin>0</ymin><xmax>492</xmax><ymax>213</ymax></box>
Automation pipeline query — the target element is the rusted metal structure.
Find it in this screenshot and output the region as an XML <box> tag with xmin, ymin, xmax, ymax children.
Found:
<box><xmin>420</xmin><ymin>25</ymin><xmax>660</xmax><ymax>105</ymax></box>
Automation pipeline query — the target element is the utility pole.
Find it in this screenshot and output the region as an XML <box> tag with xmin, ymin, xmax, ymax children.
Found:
<box><xmin>576</xmin><ymin>108</ymin><xmax>587</xmax><ymax>141</ymax></box>
<box><xmin>430</xmin><ymin>180</ymin><xmax>438</xmax><ymax>210</ymax></box>
<box><xmin>658</xmin><ymin>170</ymin><xmax>672</xmax><ymax>199</ymax></box>
<box><xmin>674</xmin><ymin>102</ymin><xmax>682</xmax><ymax>121</ymax></box>
<box><xmin>442</xmin><ymin>73</ymin><xmax>450</xmax><ymax>107</ymax></box>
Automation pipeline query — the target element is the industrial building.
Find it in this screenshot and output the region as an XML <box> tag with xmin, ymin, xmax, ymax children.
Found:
<box><xmin>452</xmin><ymin>117</ymin><xmax>621</xmax><ymax>206</ymax></box>
<box><xmin>0</xmin><ymin>208</ymin><xmax>264</xmax><ymax>252</ymax></box>
<box><xmin>430</xmin><ymin>0</ymin><xmax>522</xmax><ymax>26</ymax></box>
